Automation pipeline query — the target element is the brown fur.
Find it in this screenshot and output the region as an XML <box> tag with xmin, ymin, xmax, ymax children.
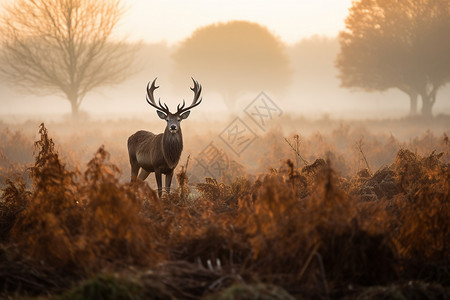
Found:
<box><xmin>128</xmin><ymin>78</ymin><xmax>202</xmax><ymax>197</ymax></box>
<box><xmin>127</xmin><ymin>127</ymin><xmax>183</xmax><ymax>197</ymax></box>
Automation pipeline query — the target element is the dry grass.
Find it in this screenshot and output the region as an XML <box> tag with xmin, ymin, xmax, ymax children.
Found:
<box><xmin>0</xmin><ymin>122</ymin><xmax>448</xmax><ymax>299</ymax></box>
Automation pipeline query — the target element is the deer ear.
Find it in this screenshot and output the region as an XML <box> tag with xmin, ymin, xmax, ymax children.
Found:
<box><xmin>157</xmin><ymin>110</ymin><xmax>167</xmax><ymax>119</ymax></box>
<box><xmin>180</xmin><ymin>111</ymin><xmax>190</xmax><ymax>120</ymax></box>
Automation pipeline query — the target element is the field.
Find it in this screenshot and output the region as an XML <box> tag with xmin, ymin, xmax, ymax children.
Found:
<box><xmin>0</xmin><ymin>116</ymin><xmax>449</xmax><ymax>299</ymax></box>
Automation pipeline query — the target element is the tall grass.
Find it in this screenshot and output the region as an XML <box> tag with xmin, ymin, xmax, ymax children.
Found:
<box><xmin>0</xmin><ymin>122</ymin><xmax>448</xmax><ymax>299</ymax></box>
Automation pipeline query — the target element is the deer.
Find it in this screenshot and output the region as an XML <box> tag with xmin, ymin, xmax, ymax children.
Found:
<box><xmin>127</xmin><ymin>78</ymin><xmax>202</xmax><ymax>197</ymax></box>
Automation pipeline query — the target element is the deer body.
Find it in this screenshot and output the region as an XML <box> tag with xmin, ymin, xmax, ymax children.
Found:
<box><xmin>128</xmin><ymin>78</ymin><xmax>202</xmax><ymax>197</ymax></box>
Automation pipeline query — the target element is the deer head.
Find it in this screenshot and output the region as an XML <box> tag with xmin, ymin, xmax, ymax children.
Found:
<box><xmin>146</xmin><ymin>77</ymin><xmax>202</xmax><ymax>134</ymax></box>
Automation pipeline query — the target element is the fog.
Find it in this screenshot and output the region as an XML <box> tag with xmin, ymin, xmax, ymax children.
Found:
<box><xmin>1</xmin><ymin>36</ymin><xmax>449</xmax><ymax>123</ymax></box>
<box><xmin>1</xmin><ymin>0</ymin><xmax>450</xmax><ymax>122</ymax></box>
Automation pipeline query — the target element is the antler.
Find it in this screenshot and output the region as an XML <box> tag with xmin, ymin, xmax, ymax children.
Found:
<box><xmin>177</xmin><ymin>77</ymin><xmax>203</xmax><ymax>114</ymax></box>
<box><xmin>146</xmin><ymin>78</ymin><xmax>170</xmax><ymax>114</ymax></box>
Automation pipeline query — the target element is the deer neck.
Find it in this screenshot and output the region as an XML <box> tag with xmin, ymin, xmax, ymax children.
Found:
<box><xmin>162</xmin><ymin>127</ymin><xmax>183</xmax><ymax>169</ymax></box>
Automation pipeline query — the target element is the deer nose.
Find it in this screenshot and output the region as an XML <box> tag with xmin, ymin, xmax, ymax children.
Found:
<box><xmin>170</xmin><ymin>125</ymin><xmax>177</xmax><ymax>131</ymax></box>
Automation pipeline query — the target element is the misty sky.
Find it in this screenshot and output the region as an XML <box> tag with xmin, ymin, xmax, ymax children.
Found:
<box><xmin>119</xmin><ymin>0</ymin><xmax>353</xmax><ymax>44</ymax></box>
<box><xmin>1</xmin><ymin>0</ymin><xmax>449</xmax><ymax>118</ymax></box>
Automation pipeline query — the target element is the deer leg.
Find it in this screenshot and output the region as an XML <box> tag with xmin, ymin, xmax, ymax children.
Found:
<box><xmin>138</xmin><ymin>169</ymin><xmax>150</xmax><ymax>181</ymax></box>
<box><xmin>165</xmin><ymin>171</ymin><xmax>174</xmax><ymax>195</ymax></box>
<box><xmin>130</xmin><ymin>167</ymin><xmax>139</xmax><ymax>182</ymax></box>
<box><xmin>155</xmin><ymin>171</ymin><xmax>163</xmax><ymax>198</ymax></box>
<box><xmin>129</xmin><ymin>158</ymin><xmax>140</xmax><ymax>182</ymax></box>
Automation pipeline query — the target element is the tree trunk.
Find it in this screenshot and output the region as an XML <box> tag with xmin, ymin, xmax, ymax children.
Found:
<box><xmin>421</xmin><ymin>96</ymin><xmax>433</xmax><ymax>118</ymax></box>
<box><xmin>420</xmin><ymin>92</ymin><xmax>436</xmax><ymax>118</ymax></box>
<box><xmin>68</xmin><ymin>94</ymin><xmax>80</xmax><ymax>119</ymax></box>
<box><xmin>399</xmin><ymin>87</ymin><xmax>419</xmax><ymax>116</ymax></box>
<box><xmin>409</xmin><ymin>93</ymin><xmax>418</xmax><ymax>115</ymax></box>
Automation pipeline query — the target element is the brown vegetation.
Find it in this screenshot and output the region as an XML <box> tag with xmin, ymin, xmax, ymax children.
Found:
<box><xmin>0</xmin><ymin>122</ymin><xmax>449</xmax><ymax>299</ymax></box>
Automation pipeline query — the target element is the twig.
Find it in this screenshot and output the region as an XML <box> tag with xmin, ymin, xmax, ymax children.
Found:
<box><xmin>284</xmin><ymin>135</ymin><xmax>309</xmax><ymax>167</ymax></box>
<box><xmin>356</xmin><ymin>138</ymin><xmax>372</xmax><ymax>175</ymax></box>
<box><xmin>314</xmin><ymin>252</ymin><xmax>329</xmax><ymax>296</ymax></box>
<box><xmin>184</xmin><ymin>154</ymin><xmax>190</xmax><ymax>173</ymax></box>
<box><xmin>297</xmin><ymin>243</ymin><xmax>319</xmax><ymax>281</ymax></box>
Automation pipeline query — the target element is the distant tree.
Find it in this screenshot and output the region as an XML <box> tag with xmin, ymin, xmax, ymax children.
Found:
<box><xmin>172</xmin><ymin>21</ymin><xmax>291</xmax><ymax>109</ymax></box>
<box><xmin>0</xmin><ymin>0</ymin><xmax>138</xmax><ymax>117</ymax></box>
<box><xmin>336</xmin><ymin>0</ymin><xmax>450</xmax><ymax>117</ymax></box>
<box><xmin>289</xmin><ymin>36</ymin><xmax>339</xmax><ymax>89</ymax></box>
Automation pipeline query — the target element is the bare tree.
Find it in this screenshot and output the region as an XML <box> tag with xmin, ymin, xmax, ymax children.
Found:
<box><xmin>0</xmin><ymin>0</ymin><xmax>138</xmax><ymax>117</ymax></box>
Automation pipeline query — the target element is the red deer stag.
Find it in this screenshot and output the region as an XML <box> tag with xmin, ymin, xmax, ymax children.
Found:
<box><xmin>128</xmin><ymin>78</ymin><xmax>202</xmax><ymax>197</ymax></box>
